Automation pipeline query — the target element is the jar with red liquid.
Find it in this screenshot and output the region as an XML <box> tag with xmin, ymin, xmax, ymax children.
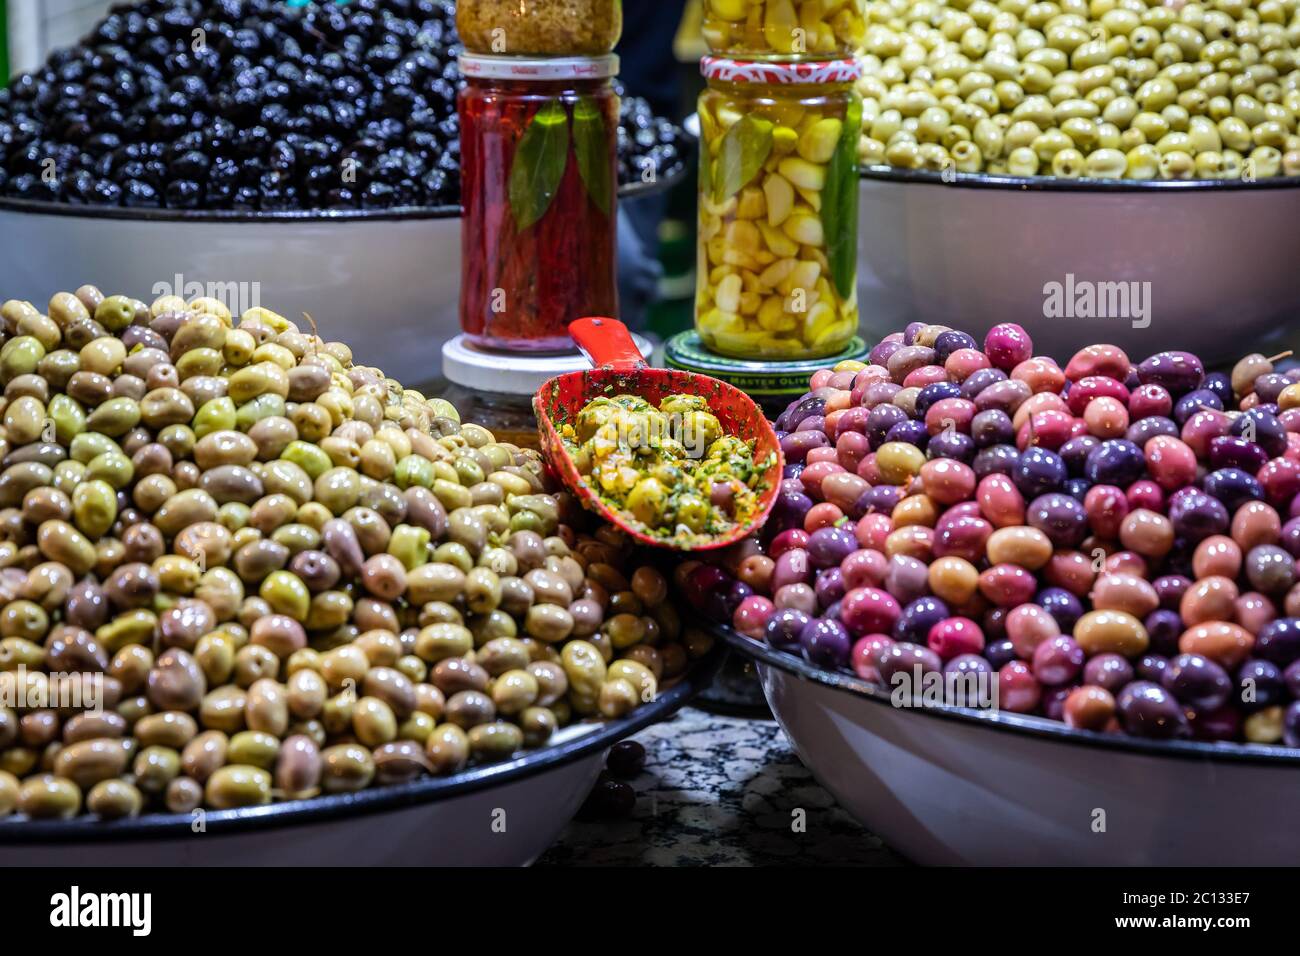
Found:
<box><xmin>459</xmin><ymin>55</ymin><xmax>620</xmax><ymax>352</ymax></box>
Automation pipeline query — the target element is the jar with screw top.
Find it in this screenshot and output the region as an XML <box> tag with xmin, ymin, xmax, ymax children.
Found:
<box><xmin>701</xmin><ymin>0</ymin><xmax>865</xmax><ymax>60</ymax></box>
<box><xmin>458</xmin><ymin>54</ymin><xmax>620</xmax><ymax>351</ymax></box>
<box><xmin>696</xmin><ymin>57</ymin><xmax>862</xmax><ymax>361</ymax></box>
<box><xmin>457</xmin><ymin>0</ymin><xmax>623</xmax><ymax>57</ymax></box>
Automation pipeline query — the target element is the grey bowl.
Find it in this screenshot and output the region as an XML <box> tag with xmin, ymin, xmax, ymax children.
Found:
<box><xmin>717</xmin><ymin>626</ymin><xmax>1300</xmax><ymax>866</ymax></box>
<box><xmin>857</xmin><ymin>168</ymin><xmax>1300</xmax><ymax>365</ymax></box>
<box><xmin>0</xmin><ymin>173</ymin><xmax>680</xmax><ymax>387</ymax></box>
<box><xmin>0</xmin><ymin>648</ymin><xmax>721</xmax><ymax>867</ymax></box>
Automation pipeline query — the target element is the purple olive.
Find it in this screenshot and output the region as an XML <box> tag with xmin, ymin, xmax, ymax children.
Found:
<box><xmin>806</xmin><ymin>526</ymin><xmax>857</xmax><ymax>569</ymax></box>
<box><xmin>1083</xmin><ymin>653</ymin><xmax>1135</xmax><ymax>694</ymax></box>
<box><xmin>1236</xmin><ymin>658</ymin><xmax>1286</xmax><ymax>710</ymax></box>
<box><xmin>863</xmin><ymin>485</ymin><xmax>905</xmax><ymax>514</ymax></box>
<box><xmin>1042</xmin><ymin>685</ymin><xmax>1075</xmax><ymax>721</ymax></box>
<box><xmin>1083</xmin><ymin>439</ymin><xmax>1146</xmax><ymax>487</ymax></box>
<box><xmin>706</xmin><ymin>580</ymin><xmax>751</xmax><ymax>624</ymax></box>
<box><xmin>1284</xmin><ymin>701</ymin><xmax>1300</xmax><ymax>748</ymax></box>
<box><xmin>1201</xmin><ymin>468</ymin><xmax>1263</xmax><ymax>511</ymax></box>
<box><xmin>1136</xmin><ymin>350</ymin><xmax>1204</xmax><ymax>395</ymax></box>
<box><xmin>869</xmin><ymin>339</ymin><xmax>902</xmax><ymax>367</ymax></box>
<box><xmin>1032</xmin><ymin>636</ymin><xmax>1085</xmax><ymax>686</ymax></box>
<box><xmin>1255</xmin><ymin>617</ymin><xmax>1300</xmax><ymax>666</ymax></box>
<box><xmin>765</xmin><ymin>608</ymin><xmax>810</xmax><ymax>651</ymax></box>
<box><xmin>1136</xmin><ymin>653</ymin><xmax>1169</xmax><ymax>683</ymax></box>
<box><xmin>1126</xmin><ymin>415</ymin><xmax>1179</xmax><ymax>447</ymax></box>
<box><xmin>1116</xmin><ymin>681</ymin><xmax>1191</xmax><ymax>739</ymax></box>
<box><xmin>1143</xmin><ymin>608</ymin><xmax>1184</xmax><ymax>657</ymax></box>
<box><xmin>779</xmin><ymin>393</ymin><xmax>827</xmax><ymax>432</ymax></box>
<box><xmin>877</xmin><ymin>641</ymin><xmax>943</xmax><ymax>690</ymax></box>
<box><xmin>973</xmin><ymin>444</ymin><xmax>1020</xmax><ymax>479</ymax></box>
<box><xmin>1162</xmin><ymin>653</ymin><xmax>1232</xmax><ymax>711</ymax></box>
<box><xmin>1285</xmin><ymin>659</ymin><xmax>1300</xmax><ymax>699</ymax></box>
<box><xmin>1026</xmin><ymin>492</ymin><xmax>1088</xmax><ymax>548</ymax></box>
<box><xmin>814</xmin><ymin>567</ymin><xmax>846</xmax><ymax>609</ymax></box>
<box><xmin>894</xmin><ymin>596</ymin><xmax>949</xmax><ymax>644</ymax></box>
<box><xmin>1035</xmin><ymin>587</ymin><xmax>1083</xmax><ymax>632</ymax></box>
<box><xmin>883</xmin><ymin>555</ymin><xmax>930</xmax><ymax>605</ymax></box>
<box><xmin>780</xmin><ymin>429</ymin><xmax>829</xmax><ymax>464</ymax></box>
<box><xmin>1152</xmin><ymin>574</ymin><xmax>1191</xmax><ymax>611</ymax></box>
<box><xmin>1208</xmin><ymin>435</ymin><xmax>1269</xmax><ymax>472</ymax></box>
<box><xmin>1279</xmin><ymin>518</ymin><xmax>1300</xmax><ymax>558</ymax></box>
<box><xmin>1231</xmin><ymin>408</ymin><xmax>1287</xmax><ymax>458</ymax></box>
<box><xmin>959</xmin><ymin>367</ymin><xmax>1007</xmax><ymax>400</ymax></box>
<box><xmin>768</xmin><ymin>488</ymin><xmax>813</xmax><ymax>536</ymax></box>
<box><xmin>1191</xmin><ymin>704</ymin><xmax>1241</xmax><ymax>742</ymax></box>
<box><xmin>799</xmin><ymin>617</ymin><xmax>851</xmax><ymax>669</ymax></box>
<box><xmin>1167</xmin><ymin>487</ymin><xmax>1229</xmax><ymax>542</ymax></box>
<box><xmin>866</xmin><ymin>404</ymin><xmax>909</xmax><ymax>449</ymax></box>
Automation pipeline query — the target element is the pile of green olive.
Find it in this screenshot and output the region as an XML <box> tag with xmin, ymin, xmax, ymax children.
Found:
<box><xmin>0</xmin><ymin>287</ymin><xmax>712</xmax><ymax>821</ymax></box>
<box><xmin>857</xmin><ymin>0</ymin><xmax>1300</xmax><ymax>179</ymax></box>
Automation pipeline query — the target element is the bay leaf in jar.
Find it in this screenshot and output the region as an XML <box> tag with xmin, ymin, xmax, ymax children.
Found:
<box><xmin>573</xmin><ymin>96</ymin><xmax>614</xmax><ymax>215</ymax></box>
<box><xmin>712</xmin><ymin>115</ymin><xmax>774</xmax><ymax>204</ymax></box>
<box><xmin>509</xmin><ymin>100</ymin><xmax>571</xmax><ymax>231</ymax></box>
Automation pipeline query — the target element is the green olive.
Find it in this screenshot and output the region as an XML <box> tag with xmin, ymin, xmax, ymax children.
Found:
<box><xmin>227</xmin><ymin>730</ymin><xmax>281</xmax><ymax>770</ymax></box>
<box><xmin>425</xmin><ymin>724</ymin><xmax>469</xmax><ymax>775</ymax></box>
<box><xmin>467</xmin><ymin>721</ymin><xmax>523</xmax><ymax>763</ymax></box>
<box><xmin>205</xmin><ymin>764</ymin><xmax>272</xmax><ymax>809</ymax></box>
<box><xmin>17</xmin><ymin>774</ymin><xmax>82</xmax><ymax>819</ymax></box>
<box><xmin>86</xmin><ymin>778</ymin><xmax>143</xmax><ymax>819</ymax></box>
<box><xmin>320</xmin><ymin>743</ymin><xmax>375</xmax><ymax>793</ymax></box>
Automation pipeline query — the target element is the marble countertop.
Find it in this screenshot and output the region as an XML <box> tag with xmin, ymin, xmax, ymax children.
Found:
<box><xmin>538</xmin><ymin>707</ymin><xmax>906</xmax><ymax>867</ymax></box>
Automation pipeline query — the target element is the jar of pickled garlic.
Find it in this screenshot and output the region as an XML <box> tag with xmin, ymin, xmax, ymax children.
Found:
<box><xmin>459</xmin><ymin>55</ymin><xmax>620</xmax><ymax>351</ymax></box>
<box><xmin>701</xmin><ymin>0</ymin><xmax>864</xmax><ymax>60</ymax></box>
<box><xmin>696</xmin><ymin>58</ymin><xmax>861</xmax><ymax>361</ymax></box>
<box><xmin>457</xmin><ymin>0</ymin><xmax>623</xmax><ymax>56</ymax></box>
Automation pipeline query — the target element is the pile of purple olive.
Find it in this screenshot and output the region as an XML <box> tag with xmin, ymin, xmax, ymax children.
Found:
<box><xmin>679</xmin><ymin>322</ymin><xmax>1300</xmax><ymax>747</ymax></box>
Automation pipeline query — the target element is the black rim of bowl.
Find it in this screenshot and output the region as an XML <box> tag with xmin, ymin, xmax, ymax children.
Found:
<box><xmin>711</xmin><ymin>624</ymin><xmax>1300</xmax><ymax>767</ymax></box>
<box><xmin>860</xmin><ymin>163</ymin><xmax>1300</xmax><ymax>192</ymax></box>
<box><xmin>0</xmin><ymin>164</ymin><xmax>686</xmax><ymax>223</ymax></box>
<box><xmin>0</xmin><ymin>645</ymin><xmax>723</xmax><ymax>842</ymax></box>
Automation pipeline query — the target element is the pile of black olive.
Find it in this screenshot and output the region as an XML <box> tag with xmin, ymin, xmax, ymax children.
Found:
<box><xmin>0</xmin><ymin>0</ymin><xmax>686</xmax><ymax>211</ymax></box>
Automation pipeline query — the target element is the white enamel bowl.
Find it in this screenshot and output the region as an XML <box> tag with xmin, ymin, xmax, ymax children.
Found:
<box><xmin>856</xmin><ymin>168</ymin><xmax>1300</xmax><ymax>365</ymax></box>
<box><xmin>0</xmin><ymin>175</ymin><xmax>679</xmax><ymax>387</ymax></box>
<box><xmin>717</xmin><ymin>627</ymin><xmax>1300</xmax><ymax>866</ymax></box>
<box><xmin>0</xmin><ymin>649</ymin><xmax>721</xmax><ymax>867</ymax></box>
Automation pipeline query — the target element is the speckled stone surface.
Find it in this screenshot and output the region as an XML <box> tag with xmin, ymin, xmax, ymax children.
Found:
<box><xmin>537</xmin><ymin>707</ymin><xmax>907</xmax><ymax>866</ymax></box>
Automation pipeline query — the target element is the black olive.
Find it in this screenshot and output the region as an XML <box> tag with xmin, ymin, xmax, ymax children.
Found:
<box><xmin>0</xmin><ymin>0</ymin><xmax>683</xmax><ymax>211</ymax></box>
<box><xmin>121</xmin><ymin>178</ymin><xmax>158</xmax><ymax>207</ymax></box>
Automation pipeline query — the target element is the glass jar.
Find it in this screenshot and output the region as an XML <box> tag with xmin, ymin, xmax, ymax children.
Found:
<box><xmin>459</xmin><ymin>55</ymin><xmax>620</xmax><ymax>352</ymax></box>
<box><xmin>457</xmin><ymin>0</ymin><xmax>623</xmax><ymax>57</ymax></box>
<box><xmin>441</xmin><ymin>383</ymin><xmax>544</xmax><ymax>450</ymax></box>
<box><xmin>700</xmin><ymin>0</ymin><xmax>865</xmax><ymax>60</ymax></box>
<box><xmin>696</xmin><ymin>58</ymin><xmax>862</xmax><ymax>361</ymax></box>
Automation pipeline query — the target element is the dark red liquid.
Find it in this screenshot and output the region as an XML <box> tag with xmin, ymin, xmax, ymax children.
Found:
<box><xmin>459</xmin><ymin>78</ymin><xmax>619</xmax><ymax>351</ymax></box>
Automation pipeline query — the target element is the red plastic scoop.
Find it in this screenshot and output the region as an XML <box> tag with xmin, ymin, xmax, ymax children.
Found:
<box><xmin>534</xmin><ymin>317</ymin><xmax>784</xmax><ymax>551</ymax></box>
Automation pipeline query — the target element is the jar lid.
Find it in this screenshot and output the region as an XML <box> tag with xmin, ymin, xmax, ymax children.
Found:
<box><xmin>459</xmin><ymin>54</ymin><xmax>620</xmax><ymax>81</ymax></box>
<box><xmin>442</xmin><ymin>333</ymin><xmax>653</xmax><ymax>395</ymax></box>
<box><xmin>663</xmin><ymin>331</ymin><xmax>869</xmax><ymax>405</ymax></box>
<box><xmin>700</xmin><ymin>57</ymin><xmax>862</xmax><ymax>85</ymax></box>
